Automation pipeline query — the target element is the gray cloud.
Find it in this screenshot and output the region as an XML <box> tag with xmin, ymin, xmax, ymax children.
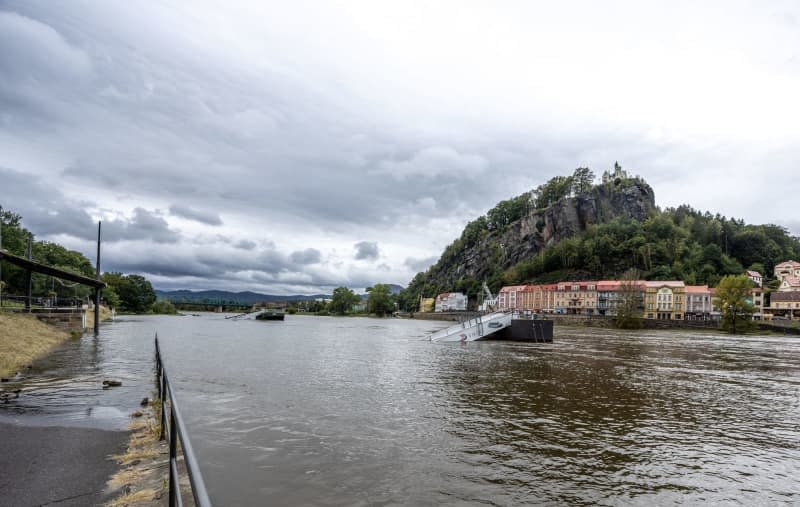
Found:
<box><xmin>234</xmin><ymin>239</ymin><xmax>257</xmax><ymax>250</ymax></box>
<box><xmin>1</xmin><ymin>1</ymin><xmax>798</xmax><ymax>294</ymax></box>
<box><xmin>404</xmin><ymin>256</ymin><xmax>438</xmax><ymax>272</ymax></box>
<box><xmin>169</xmin><ymin>205</ymin><xmax>222</xmax><ymax>226</ymax></box>
<box><xmin>354</xmin><ymin>241</ymin><xmax>379</xmax><ymax>261</ymax></box>
<box><xmin>102</xmin><ymin>208</ymin><xmax>180</xmax><ymax>244</ymax></box>
<box><xmin>290</xmin><ymin>248</ymin><xmax>322</xmax><ymax>265</ymax></box>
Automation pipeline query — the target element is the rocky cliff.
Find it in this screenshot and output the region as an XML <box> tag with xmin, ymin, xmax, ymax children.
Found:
<box><xmin>416</xmin><ymin>179</ymin><xmax>656</xmax><ymax>290</ymax></box>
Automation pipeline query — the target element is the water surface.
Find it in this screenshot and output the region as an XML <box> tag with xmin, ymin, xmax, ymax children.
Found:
<box><xmin>3</xmin><ymin>314</ymin><xmax>798</xmax><ymax>505</ymax></box>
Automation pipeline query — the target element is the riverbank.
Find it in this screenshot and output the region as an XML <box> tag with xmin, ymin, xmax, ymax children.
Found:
<box><xmin>0</xmin><ymin>312</ymin><xmax>72</xmax><ymax>377</ymax></box>
<box><xmin>106</xmin><ymin>401</ymin><xmax>169</xmax><ymax>506</ymax></box>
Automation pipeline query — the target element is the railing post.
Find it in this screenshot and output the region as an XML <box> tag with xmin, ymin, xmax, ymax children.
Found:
<box><xmin>160</xmin><ymin>374</ymin><xmax>167</xmax><ymax>441</ymax></box>
<box><xmin>169</xmin><ymin>407</ymin><xmax>178</xmax><ymax>507</ymax></box>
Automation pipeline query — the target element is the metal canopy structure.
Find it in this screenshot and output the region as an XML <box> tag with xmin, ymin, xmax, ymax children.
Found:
<box><xmin>0</xmin><ymin>249</ymin><xmax>105</xmax><ymax>289</ymax></box>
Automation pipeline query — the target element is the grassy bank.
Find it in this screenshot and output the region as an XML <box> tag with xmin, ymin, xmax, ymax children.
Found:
<box><xmin>0</xmin><ymin>312</ymin><xmax>72</xmax><ymax>377</ymax></box>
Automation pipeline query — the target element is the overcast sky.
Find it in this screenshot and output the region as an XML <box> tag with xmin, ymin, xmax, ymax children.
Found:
<box><xmin>1</xmin><ymin>1</ymin><xmax>798</xmax><ymax>294</ymax></box>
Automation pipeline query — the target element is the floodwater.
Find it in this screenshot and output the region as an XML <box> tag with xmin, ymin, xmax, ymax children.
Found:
<box><xmin>2</xmin><ymin>314</ymin><xmax>799</xmax><ymax>505</ymax></box>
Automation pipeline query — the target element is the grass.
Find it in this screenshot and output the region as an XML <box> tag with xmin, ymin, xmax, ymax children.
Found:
<box><xmin>107</xmin><ymin>401</ymin><xmax>169</xmax><ymax>506</ymax></box>
<box><xmin>0</xmin><ymin>312</ymin><xmax>70</xmax><ymax>377</ymax></box>
<box><xmin>106</xmin><ymin>488</ymin><xmax>159</xmax><ymax>507</ymax></box>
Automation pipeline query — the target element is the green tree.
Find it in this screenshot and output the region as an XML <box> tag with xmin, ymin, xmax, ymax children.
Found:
<box><xmin>150</xmin><ymin>299</ymin><xmax>178</xmax><ymax>314</ymax></box>
<box><xmin>571</xmin><ymin>167</ymin><xmax>595</xmax><ymax>195</ymax></box>
<box><xmin>532</xmin><ymin>175</ymin><xmax>574</xmax><ymax>208</ymax></box>
<box><xmin>615</xmin><ymin>269</ymin><xmax>644</xmax><ymax>329</ymax></box>
<box><xmin>102</xmin><ymin>272</ymin><xmax>156</xmax><ymax>313</ymax></box>
<box><xmin>366</xmin><ymin>284</ymin><xmax>394</xmax><ymax>316</ymax></box>
<box><xmin>330</xmin><ymin>286</ymin><xmax>360</xmax><ymax>315</ymax></box>
<box><xmin>101</xmin><ymin>285</ymin><xmax>121</xmax><ymax>308</ymax></box>
<box><xmin>714</xmin><ymin>275</ymin><xmax>755</xmax><ymax>334</ymax></box>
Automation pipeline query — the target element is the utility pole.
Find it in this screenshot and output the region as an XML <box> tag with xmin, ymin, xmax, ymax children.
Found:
<box><xmin>94</xmin><ymin>221</ymin><xmax>101</xmax><ymax>335</ymax></box>
<box><xmin>26</xmin><ymin>233</ymin><xmax>32</xmax><ymax>311</ymax></box>
<box><xmin>0</xmin><ymin>224</ymin><xmax>3</xmax><ymax>308</ymax></box>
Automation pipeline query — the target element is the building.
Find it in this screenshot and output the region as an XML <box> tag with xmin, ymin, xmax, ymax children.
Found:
<box><xmin>778</xmin><ymin>276</ymin><xmax>800</xmax><ymax>292</ymax></box>
<box><xmin>644</xmin><ymin>281</ymin><xmax>686</xmax><ymax>320</ymax></box>
<box><xmin>419</xmin><ymin>296</ymin><xmax>435</xmax><ymax>313</ymax></box>
<box><xmin>746</xmin><ymin>270</ymin><xmax>763</xmax><ymax>287</ymax></box>
<box><xmin>767</xmin><ymin>291</ymin><xmax>800</xmax><ymax>319</ymax></box>
<box><xmin>554</xmin><ymin>281</ymin><xmax>598</xmax><ymax>315</ymax></box>
<box><xmin>774</xmin><ymin>260</ymin><xmax>800</xmax><ymax>281</ymax></box>
<box><xmin>597</xmin><ymin>281</ymin><xmax>621</xmax><ymax>316</ymax></box>
<box><xmin>497</xmin><ymin>285</ymin><xmax>527</xmax><ymax>311</ymax></box>
<box><xmin>750</xmin><ymin>287</ymin><xmax>765</xmax><ymax>317</ymax></box>
<box><xmin>684</xmin><ymin>285</ymin><xmax>712</xmax><ymax>320</ymax></box>
<box><xmin>434</xmin><ymin>292</ymin><xmax>467</xmax><ymax>312</ymax></box>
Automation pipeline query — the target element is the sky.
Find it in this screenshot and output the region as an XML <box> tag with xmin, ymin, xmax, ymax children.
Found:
<box><xmin>1</xmin><ymin>1</ymin><xmax>799</xmax><ymax>294</ymax></box>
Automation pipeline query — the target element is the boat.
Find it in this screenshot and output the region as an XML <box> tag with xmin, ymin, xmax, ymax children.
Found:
<box><xmin>255</xmin><ymin>309</ymin><xmax>285</xmax><ymax>321</ymax></box>
<box><xmin>428</xmin><ymin>311</ymin><xmax>512</xmax><ymax>342</ymax></box>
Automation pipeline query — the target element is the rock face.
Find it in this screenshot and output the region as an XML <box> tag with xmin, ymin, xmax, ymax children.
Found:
<box><xmin>422</xmin><ymin>180</ymin><xmax>656</xmax><ymax>288</ymax></box>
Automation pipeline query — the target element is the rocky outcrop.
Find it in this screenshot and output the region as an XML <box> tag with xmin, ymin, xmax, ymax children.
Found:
<box><xmin>421</xmin><ymin>180</ymin><xmax>655</xmax><ymax>288</ymax></box>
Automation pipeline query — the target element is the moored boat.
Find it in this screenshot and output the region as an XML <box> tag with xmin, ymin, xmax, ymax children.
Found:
<box><xmin>255</xmin><ymin>309</ymin><xmax>285</xmax><ymax>321</ymax></box>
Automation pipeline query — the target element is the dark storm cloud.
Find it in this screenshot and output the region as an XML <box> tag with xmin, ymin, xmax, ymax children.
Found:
<box><xmin>290</xmin><ymin>248</ymin><xmax>322</xmax><ymax>265</ymax></box>
<box><xmin>0</xmin><ymin>167</ymin><xmax>180</xmax><ymax>244</ymax></box>
<box><xmin>2</xmin><ymin>1</ymin><xmax>797</xmax><ymax>294</ymax></box>
<box><xmin>354</xmin><ymin>241</ymin><xmax>379</xmax><ymax>261</ymax></box>
<box><xmin>169</xmin><ymin>205</ymin><xmax>223</xmax><ymax>226</ymax></box>
<box><xmin>101</xmin><ymin>208</ymin><xmax>180</xmax><ymax>244</ymax></box>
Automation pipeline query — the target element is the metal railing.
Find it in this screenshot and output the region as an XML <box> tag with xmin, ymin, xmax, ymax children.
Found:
<box><xmin>155</xmin><ymin>335</ymin><xmax>212</xmax><ymax>507</ymax></box>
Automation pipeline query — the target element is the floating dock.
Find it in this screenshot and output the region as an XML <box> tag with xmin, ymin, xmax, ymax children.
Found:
<box><xmin>428</xmin><ymin>313</ymin><xmax>553</xmax><ymax>342</ymax></box>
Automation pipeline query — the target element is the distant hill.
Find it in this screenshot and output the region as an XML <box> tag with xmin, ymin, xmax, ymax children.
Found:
<box><xmin>156</xmin><ymin>284</ymin><xmax>404</xmax><ymax>304</ymax></box>
<box><xmin>155</xmin><ymin>289</ymin><xmax>329</xmax><ymax>305</ymax></box>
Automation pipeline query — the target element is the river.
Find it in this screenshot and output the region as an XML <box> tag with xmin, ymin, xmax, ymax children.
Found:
<box><xmin>2</xmin><ymin>313</ymin><xmax>798</xmax><ymax>505</ymax></box>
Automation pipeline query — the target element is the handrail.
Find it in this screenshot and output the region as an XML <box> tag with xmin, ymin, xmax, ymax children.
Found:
<box><xmin>155</xmin><ymin>334</ymin><xmax>213</xmax><ymax>507</ymax></box>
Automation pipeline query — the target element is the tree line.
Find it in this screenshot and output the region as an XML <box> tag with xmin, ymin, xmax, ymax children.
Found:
<box><xmin>1</xmin><ymin>206</ymin><xmax>170</xmax><ymax>314</ymax></box>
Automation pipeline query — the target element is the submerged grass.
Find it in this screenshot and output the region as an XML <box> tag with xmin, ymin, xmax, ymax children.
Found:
<box><xmin>0</xmin><ymin>312</ymin><xmax>71</xmax><ymax>377</ymax></box>
<box><xmin>107</xmin><ymin>400</ymin><xmax>169</xmax><ymax>506</ymax></box>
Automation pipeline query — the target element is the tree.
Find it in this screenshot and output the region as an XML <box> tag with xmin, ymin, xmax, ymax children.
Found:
<box><xmin>571</xmin><ymin>167</ymin><xmax>595</xmax><ymax>195</ymax></box>
<box><xmin>150</xmin><ymin>299</ymin><xmax>178</xmax><ymax>315</ymax></box>
<box><xmin>102</xmin><ymin>272</ymin><xmax>156</xmax><ymax>313</ymax></box>
<box><xmin>714</xmin><ymin>275</ymin><xmax>755</xmax><ymax>334</ymax></box>
<box><xmin>366</xmin><ymin>284</ymin><xmax>394</xmax><ymax>316</ymax></box>
<box><xmin>616</xmin><ymin>269</ymin><xmax>644</xmax><ymax>329</ymax></box>
<box><xmin>532</xmin><ymin>176</ymin><xmax>574</xmax><ymax>208</ymax></box>
<box><xmin>330</xmin><ymin>286</ymin><xmax>360</xmax><ymax>315</ymax></box>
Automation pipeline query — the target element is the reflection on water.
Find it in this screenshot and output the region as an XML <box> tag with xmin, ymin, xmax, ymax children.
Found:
<box><xmin>4</xmin><ymin>314</ymin><xmax>799</xmax><ymax>505</ymax></box>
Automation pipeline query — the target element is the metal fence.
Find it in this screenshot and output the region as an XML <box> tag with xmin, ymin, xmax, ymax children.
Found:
<box><xmin>155</xmin><ymin>335</ymin><xmax>212</xmax><ymax>507</ymax></box>
<box><xmin>0</xmin><ymin>294</ymin><xmax>86</xmax><ymax>310</ymax></box>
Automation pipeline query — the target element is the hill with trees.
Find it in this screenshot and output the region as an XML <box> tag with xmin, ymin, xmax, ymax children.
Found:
<box><xmin>398</xmin><ymin>165</ymin><xmax>800</xmax><ymax>310</ymax></box>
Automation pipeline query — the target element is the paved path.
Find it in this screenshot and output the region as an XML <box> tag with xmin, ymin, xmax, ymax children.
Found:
<box><xmin>0</xmin><ymin>423</ymin><xmax>128</xmax><ymax>507</ymax></box>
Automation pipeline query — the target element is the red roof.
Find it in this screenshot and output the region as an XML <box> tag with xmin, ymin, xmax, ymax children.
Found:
<box><xmin>776</xmin><ymin>260</ymin><xmax>800</xmax><ymax>268</ymax></box>
<box><xmin>685</xmin><ymin>285</ymin><xmax>710</xmax><ymax>294</ymax></box>
<box><xmin>746</xmin><ymin>270</ymin><xmax>762</xmax><ymax>278</ymax></box>
<box><xmin>782</xmin><ymin>276</ymin><xmax>800</xmax><ymax>287</ymax></box>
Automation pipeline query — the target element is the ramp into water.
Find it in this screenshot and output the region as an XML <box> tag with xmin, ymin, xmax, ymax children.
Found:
<box><xmin>428</xmin><ymin>311</ymin><xmax>512</xmax><ymax>342</ymax></box>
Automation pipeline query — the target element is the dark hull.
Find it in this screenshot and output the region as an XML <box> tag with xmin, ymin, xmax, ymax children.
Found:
<box><xmin>256</xmin><ymin>312</ymin><xmax>285</xmax><ymax>321</ymax></box>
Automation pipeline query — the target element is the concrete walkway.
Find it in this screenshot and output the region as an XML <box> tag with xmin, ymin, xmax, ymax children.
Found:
<box><xmin>0</xmin><ymin>422</ymin><xmax>128</xmax><ymax>507</ymax></box>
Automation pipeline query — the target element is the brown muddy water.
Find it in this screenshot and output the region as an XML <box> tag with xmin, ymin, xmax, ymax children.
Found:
<box><xmin>1</xmin><ymin>314</ymin><xmax>798</xmax><ymax>505</ymax></box>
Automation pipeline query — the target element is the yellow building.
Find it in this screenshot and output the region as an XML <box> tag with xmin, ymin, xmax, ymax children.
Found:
<box><xmin>419</xmin><ymin>296</ymin><xmax>435</xmax><ymax>313</ymax></box>
<box><xmin>644</xmin><ymin>281</ymin><xmax>686</xmax><ymax>320</ymax></box>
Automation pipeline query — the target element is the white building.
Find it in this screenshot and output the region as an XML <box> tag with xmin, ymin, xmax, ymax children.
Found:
<box><xmin>435</xmin><ymin>292</ymin><xmax>468</xmax><ymax>312</ymax></box>
<box><xmin>746</xmin><ymin>270</ymin><xmax>762</xmax><ymax>287</ymax></box>
<box><xmin>434</xmin><ymin>292</ymin><xmax>467</xmax><ymax>312</ymax></box>
<box><xmin>774</xmin><ymin>261</ymin><xmax>800</xmax><ymax>281</ymax></box>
